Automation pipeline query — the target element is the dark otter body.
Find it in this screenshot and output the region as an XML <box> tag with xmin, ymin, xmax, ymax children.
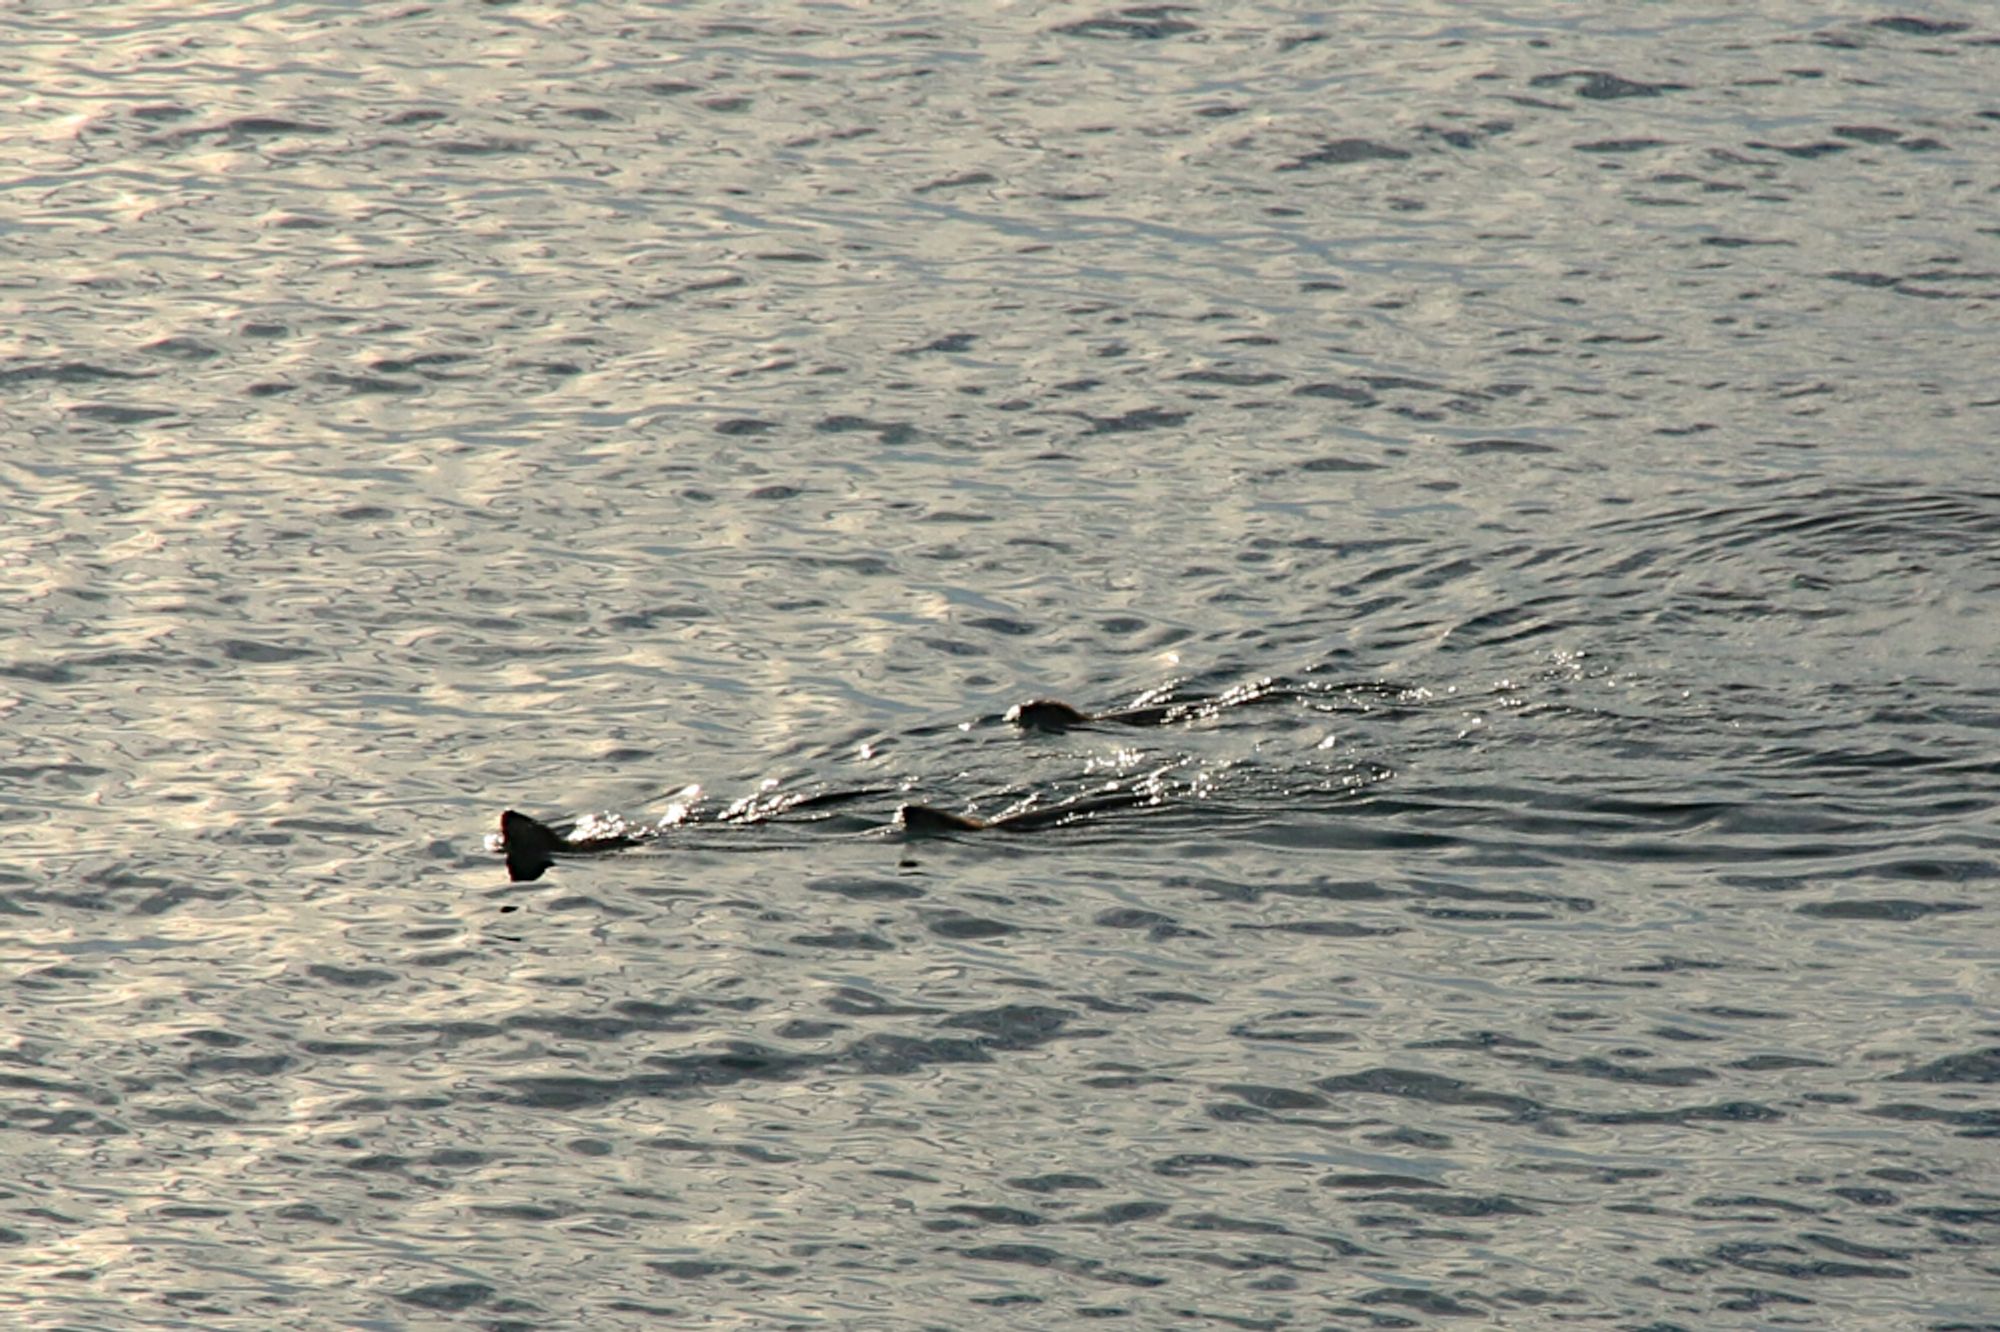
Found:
<box><xmin>894</xmin><ymin>802</ymin><xmax>990</xmax><ymax>834</ymax></box>
<box><xmin>1005</xmin><ymin>699</ymin><xmax>1095</xmax><ymax>732</ymax></box>
<box><xmin>1005</xmin><ymin>697</ymin><xmax>1181</xmax><ymax>732</ymax></box>
<box><xmin>500</xmin><ymin>809</ymin><xmax>642</xmax><ymax>882</ymax></box>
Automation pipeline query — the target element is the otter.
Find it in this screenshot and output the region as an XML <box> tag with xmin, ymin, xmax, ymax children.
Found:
<box><xmin>1004</xmin><ymin>699</ymin><xmax>1095</xmax><ymax>732</ymax></box>
<box><xmin>1005</xmin><ymin>697</ymin><xmax>1183</xmax><ymax>732</ymax></box>
<box><xmin>499</xmin><ymin>808</ymin><xmax>640</xmax><ymax>882</ymax></box>
<box><xmin>499</xmin><ymin>691</ymin><xmax>1247</xmax><ymax>880</ymax></box>
<box><xmin>501</xmin><ymin>802</ymin><xmax>1000</xmax><ymax>880</ymax></box>
<box><xmin>500</xmin><ymin>780</ymin><xmax>1164</xmax><ymax>881</ymax></box>
<box><xmin>892</xmin><ymin>802</ymin><xmax>991</xmax><ymax>835</ymax></box>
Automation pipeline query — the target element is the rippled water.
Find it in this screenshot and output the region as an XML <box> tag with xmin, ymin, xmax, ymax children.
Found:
<box><xmin>5</xmin><ymin>3</ymin><xmax>1998</xmax><ymax>1328</ymax></box>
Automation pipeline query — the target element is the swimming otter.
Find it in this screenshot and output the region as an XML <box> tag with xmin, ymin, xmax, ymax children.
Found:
<box><xmin>500</xmin><ymin>780</ymin><xmax>1163</xmax><ymax>879</ymax></box>
<box><xmin>893</xmin><ymin>802</ymin><xmax>990</xmax><ymax>834</ymax></box>
<box><xmin>499</xmin><ymin>808</ymin><xmax>641</xmax><ymax>882</ymax></box>
<box><xmin>1005</xmin><ymin>699</ymin><xmax>1096</xmax><ymax>732</ymax></box>
<box><xmin>1005</xmin><ymin>697</ymin><xmax>1182</xmax><ymax>731</ymax></box>
<box><xmin>498</xmin><ymin>692</ymin><xmax>1234</xmax><ymax>879</ymax></box>
<box><xmin>500</xmin><ymin>802</ymin><xmax>1003</xmax><ymax>881</ymax></box>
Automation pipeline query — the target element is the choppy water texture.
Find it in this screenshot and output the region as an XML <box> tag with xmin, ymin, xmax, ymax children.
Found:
<box><xmin>4</xmin><ymin>3</ymin><xmax>1998</xmax><ymax>1328</ymax></box>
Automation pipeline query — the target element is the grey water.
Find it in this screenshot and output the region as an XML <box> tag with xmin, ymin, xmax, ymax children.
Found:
<box><xmin>3</xmin><ymin>3</ymin><xmax>1997</xmax><ymax>1328</ymax></box>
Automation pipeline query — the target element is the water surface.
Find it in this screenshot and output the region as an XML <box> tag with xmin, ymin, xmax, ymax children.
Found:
<box><xmin>3</xmin><ymin>4</ymin><xmax>1997</xmax><ymax>1328</ymax></box>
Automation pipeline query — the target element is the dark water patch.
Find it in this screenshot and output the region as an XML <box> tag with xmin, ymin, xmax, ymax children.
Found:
<box><xmin>394</xmin><ymin>1282</ymin><xmax>494</xmax><ymax>1311</ymax></box>
<box><xmin>1296</xmin><ymin>454</ymin><xmax>1384</xmax><ymax>473</ymax></box>
<box><xmin>905</xmin><ymin>332</ymin><xmax>978</xmax><ymax>354</ymax></box>
<box><xmin>370</xmin><ymin>351</ymin><xmax>472</xmax><ymax>377</ymax></box>
<box><xmin>807</xmin><ymin>876</ymin><xmax>924</xmax><ymax>901</ymax></box>
<box><xmin>1070</xmin><ymin>1200</ymin><xmax>1169</xmax><ymax>1226</ymax></box>
<box><xmin>1230</xmin><ymin>1012</ymin><xmax>1356</xmax><ymax>1045</ymax></box>
<box><xmin>225</xmin><ymin>116</ymin><xmax>331</xmax><ymax>139</ymax></box>
<box><xmin>217</xmin><ymin>640</ymin><xmax>316</xmax><ymax>663</ymax></box>
<box><xmin>1577</xmin><ymin>138</ymin><xmax>1671</xmax><ymax>154</ymax></box>
<box><xmin>1292</xmin><ymin>381</ymin><xmax>1378</xmax><ymax>405</ymax></box>
<box><xmin>186</xmin><ymin>1052</ymin><xmax>292</xmax><ymax>1078</ymax></box>
<box><xmin>1</xmin><ymin>1108</ymin><xmax>127</xmax><ymax>1137</ymax></box>
<box><xmin>1094</xmin><ymin>907</ymin><xmax>1201</xmax><ymax>939</ymax></box>
<box><xmin>1452</xmin><ymin>437</ymin><xmax>1558</xmax><ymax>455</ymax></box>
<box><xmin>925</xmin><ymin>910</ymin><xmax>1019</xmax><ymax>939</ymax></box>
<box><xmin>1153</xmin><ymin>1154</ymin><xmax>1258</xmax><ymax>1178</ymax></box>
<box><xmin>1580</xmin><ymin>1100</ymin><xmax>1784</xmax><ymax>1126</ymax></box>
<box><xmin>939</xmin><ymin>1005</ymin><xmax>1081</xmax><ymax>1048</ymax></box>
<box><xmin>1412</xmin><ymin>878</ymin><xmax>1595</xmax><ymax>917</ymax></box>
<box><xmin>0</xmin><ymin>759</ymin><xmax>107</xmax><ymax>782</ymax></box>
<box><xmin>1350</xmin><ymin>1285</ymin><xmax>1486</xmax><ymax>1316</ymax></box>
<box><xmin>1410</xmin><ymin>1031</ymin><xmax>1543</xmax><ymax>1052</ymax></box>
<box><xmin>605</xmin><ymin>603</ymin><xmax>710</xmax><ymax>630</ymax></box>
<box><xmin>1685</xmin><ymin>1239</ymin><xmax>1911</xmax><ymax>1281</ymax></box>
<box><xmin>1323</xmin><ymin>1172</ymin><xmax>1441</xmax><ymax>1191</ymax></box>
<box><xmin>436</xmin><ymin>136</ymin><xmax>535</xmax><ymax>156</ymax></box>
<box><xmin>1232</xmin><ymin>919</ymin><xmax>1400</xmax><ymax>938</ymax></box>
<box><xmin>1887</xmin><ymin>1048</ymin><xmax>2000</xmax><ymax>1084</ymax></box>
<box><xmin>145</xmin><ymin>337</ymin><xmax>220</xmax><ymax>361</ymax></box>
<box><xmin>1502</xmin><ymin>1055</ymin><xmax>1715</xmax><ymax>1088</ymax></box>
<box><xmin>914</xmin><ymin>173</ymin><xmax>995</xmax><ymax>196</ymax></box>
<box><xmin>272</xmin><ymin>816</ymin><xmax>388</xmax><ymax>837</ymax></box>
<box><xmin>69</xmin><ymin>402</ymin><xmax>179</xmax><ymax>423</ymax></box>
<box><xmin>1797</xmin><ymin>898</ymin><xmax>1978</xmax><ymax>920</ymax></box>
<box><xmin>1835</xmin><ymin>125</ymin><xmax>1907</xmax><ymax>143</ymax></box>
<box><xmin>1277</xmin><ymin>139</ymin><xmax>1411</xmax><ymax>170</ymax></box>
<box><xmin>1530</xmin><ymin>71</ymin><xmax>1689</xmax><ymax>99</ymax></box>
<box><xmin>499</xmin><ymin>1047</ymin><xmax>822</xmax><ymax>1108</ymax></box>
<box><xmin>1316</xmin><ymin>1068</ymin><xmax>1550</xmax><ymax>1122</ymax></box>
<box><xmin>934</xmin><ymin>1203</ymin><xmax>1045</xmax><ymax>1229</ymax></box>
<box><xmin>821</xmin><ymin>987</ymin><xmax>943</xmax><ymax>1019</ymax></box>
<box><xmin>1344</xmin><ymin>1189</ymin><xmax>1536</xmax><ymax>1219</ymax></box>
<box><xmin>814</xmin><ymin>414</ymin><xmax>915</xmax><ymax>443</ymax></box>
<box><xmin>304</xmin><ymin>964</ymin><xmax>398</xmax><ymax>989</ymax></box>
<box><xmin>1729</xmin><ymin>1055</ymin><xmax>1833</xmax><ymax>1072</ymax></box>
<box><xmin>1053</xmin><ymin>10</ymin><xmax>1198</xmax><ymax>41</ymax></box>
<box><xmin>791</xmin><ymin>928</ymin><xmax>894</xmax><ymax>950</ymax></box>
<box><xmin>145</xmin><ymin>1103</ymin><xmax>242</xmax><ymax>1125</ymax></box>
<box><xmin>1010</xmin><ymin>1173</ymin><xmax>1107</xmax><ymax>1194</ymax></box>
<box><xmin>0</xmin><ymin>360</ymin><xmax>152</xmax><ymax>385</ymax></box>
<box><xmin>1688</xmin><ymin>1006</ymin><xmax>1792</xmax><ymax>1022</ymax></box>
<box><xmin>1749</xmin><ymin>139</ymin><xmax>1850</xmax><ymax>159</ymax></box>
<box><xmin>0</xmin><ymin>661</ymin><xmax>77</xmax><ymax>684</ymax></box>
<box><xmin>1869</xmin><ymin>17</ymin><xmax>1971</xmax><ymax>37</ymax></box>
<box><xmin>317</xmin><ymin>371</ymin><xmax>423</xmax><ymax>394</ymax></box>
<box><xmin>1080</xmin><ymin>406</ymin><xmax>1189</xmax><ymax>434</ymax></box>
<box><xmin>1220</xmin><ymin>1084</ymin><xmax>1329</xmax><ymax>1111</ymax></box>
<box><xmin>962</xmin><ymin>1241</ymin><xmax>1166</xmax><ymax>1288</ymax></box>
<box><xmin>1179</xmin><ymin>369</ymin><xmax>1286</xmax><ymax>387</ymax></box>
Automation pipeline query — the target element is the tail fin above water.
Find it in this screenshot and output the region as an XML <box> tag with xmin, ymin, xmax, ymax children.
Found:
<box><xmin>500</xmin><ymin>809</ymin><xmax>567</xmax><ymax>882</ymax></box>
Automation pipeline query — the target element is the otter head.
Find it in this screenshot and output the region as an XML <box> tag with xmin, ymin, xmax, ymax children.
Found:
<box><xmin>1005</xmin><ymin>699</ymin><xmax>1094</xmax><ymax>732</ymax></box>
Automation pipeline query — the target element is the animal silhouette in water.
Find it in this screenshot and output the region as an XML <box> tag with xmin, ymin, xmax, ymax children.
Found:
<box><xmin>496</xmin><ymin>679</ymin><xmax>1391</xmax><ymax>880</ymax></box>
<box><xmin>497</xmin><ymin>695</ymin><xmax>1172</xmax><ymax>880</ymax></box>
